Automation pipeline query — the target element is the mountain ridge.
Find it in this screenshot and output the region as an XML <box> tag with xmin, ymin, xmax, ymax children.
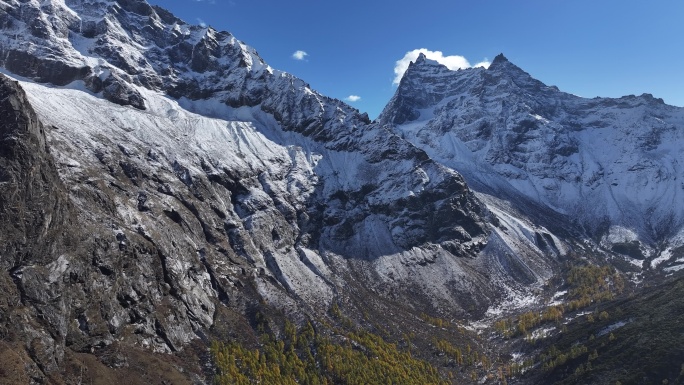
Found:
<box><xmin>0</xmin><ymin>3</ymin><xmax>547</xmax><ymax>382</ymax></box>
<box><xmin>0</xmin><ymin>0</ymin><xmax>682</xmax><ymax>383</ymax></box>
<box><xmin>381</xmin><ymin>49</ymin><xmax>684</xmax><ymax>264</ymax></box>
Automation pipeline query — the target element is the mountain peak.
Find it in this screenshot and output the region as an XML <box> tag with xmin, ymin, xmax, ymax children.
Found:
<box><xmin>491</xmin><ymin>53</ymin><xmax>509</xmax><ymax>65</ymax></box>
<box><xmin>487</xmin><ymin>53</ymin><xmax>534</xmax><ymax>81</ymax></box>
<box><xmin>411</xmin><ymin>52</ymin><xmax>442</xmax><ymax>68</ymax></box>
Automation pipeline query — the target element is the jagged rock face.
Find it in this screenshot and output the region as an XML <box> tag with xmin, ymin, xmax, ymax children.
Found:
<box><xmin>380</xmin><ymin>53</ymin><xmax>684</xmax><ymax>257</ymax></box>
<box><xmin>0</xmin><ymin>73</ymin><xmax>222</xmax><ymax>382</ymax></box>
<box><xmin>0</xmin><ymin>75</ymin><xmax>76</xmax><ymax>380</ymax></box>
<box><xmin>0</xmin><ymin>0</ymin><xmax>377</xmax><ymax>134</ymax></box>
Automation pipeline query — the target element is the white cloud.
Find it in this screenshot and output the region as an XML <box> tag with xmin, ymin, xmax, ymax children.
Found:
<box><xmin>292</xmin><ymin>50</ymin><xmax>308</xmax><ymax>61</ymax></box>
<box><xmin>197</xmin><ymin>18</ymin><xmax>207</xmax><ymax>28</ymax></box>
<box><xmin>393</xmin><ymin>49</ymin><xmax>491</xmax><ymax>85</ymax></box>
<box><xmin>473</xmin><ymin>59</ymin><xmax>491</xmax><ymax>68</ymax></box>
<box><xmin>345</xmin><ymin>95</ymin><xmax>361</xmax><ymax>102</ymax></box>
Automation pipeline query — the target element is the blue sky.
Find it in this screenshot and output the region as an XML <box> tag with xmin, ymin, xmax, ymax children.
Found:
<box><xmin>150</xmin><ymin>0</ymin><xmax>684</xmax><ymax>119</ymax></box>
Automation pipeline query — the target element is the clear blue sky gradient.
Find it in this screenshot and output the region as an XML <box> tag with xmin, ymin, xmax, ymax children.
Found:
<box><xmin>150</xmin><ymin>0</ymin><xmax>684</xmax><ymax>119</ymax></box>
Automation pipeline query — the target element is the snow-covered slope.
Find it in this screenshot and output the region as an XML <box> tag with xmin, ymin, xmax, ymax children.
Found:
<box><xmin>380</xmin><ymin>53</ymin><xmax>684</xmax><ymax>267</ymax></box>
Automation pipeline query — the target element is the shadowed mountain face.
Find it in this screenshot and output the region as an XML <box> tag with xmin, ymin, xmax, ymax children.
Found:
<box><xmin>0</xmin><ymin>0</ymin><xmax>682</xmax><ymax>383</ymax></box>
<box><xmin>0</xmin><ymin>72</ymin><xmax>217</xmax><ymax>382</ymax></box>
<box><xmin>0</xmin><ymin>75</ymin><xmax>77</xmax><ymax>380</ymax></box>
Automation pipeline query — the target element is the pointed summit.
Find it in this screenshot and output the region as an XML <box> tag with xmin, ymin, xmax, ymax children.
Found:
<box><xmin>409</xmin><ymin>52</ymin><xmax>443</xmax><ymax>69</ymax></box>
<box><xmin>405</xmin><ymin>52</ymin><xmax>442</xmax><ymax>76</ymax></box>
<box><xmin>487</xmin><ymin>53</ymin><xmax>531</xmax><ymax>78</ymax></box>
<box><xmin>491</xmin><ymin>53</ymin><xmax>509</xmax><ymax>65</ymax></box>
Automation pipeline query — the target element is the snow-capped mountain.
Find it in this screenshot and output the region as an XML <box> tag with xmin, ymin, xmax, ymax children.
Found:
<box><xmin>2</xmin><ymin>0</ymin><xmax>681</xmax><ymax>382</ymax></box>
<box><xmin>380</xmin><ymin>53</ymin><xmax>684</xmax><ymax>268</ymax></box>
<box><xmin>0</xmin><ymin>0</ymin><xmax>566</xmax><ymax>381</ymax></box>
